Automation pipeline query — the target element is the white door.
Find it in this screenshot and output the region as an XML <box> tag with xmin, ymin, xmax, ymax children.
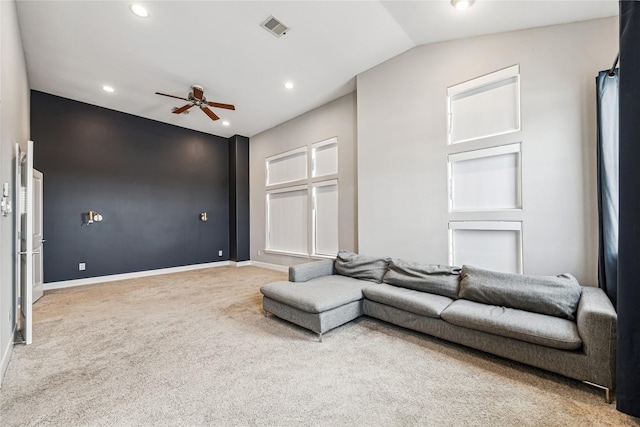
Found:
<box><xmin>33</xmin><ymin>170</ymin><xmax>44</xmax><ymax>303</ymax></box>
<box><xmin>16</xmin><ymin>141</ymin><xmax>34</xmax><ymax>344</ymax></box>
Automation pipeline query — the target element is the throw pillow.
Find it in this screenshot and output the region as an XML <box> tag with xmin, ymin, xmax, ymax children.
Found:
<box><xmin>458</xmin><ymin>265</ymin><xmax>583</xmax><ymax>320</ymax></box>
<box><xmin>334</xmin><ymin>250</ymin><xmax>390</xmax><ymax>283</ymax></box>
<box><xmin>383</xmin><ymin>258</ymin><xmax>461</xmax><ymax>299</ymax></box>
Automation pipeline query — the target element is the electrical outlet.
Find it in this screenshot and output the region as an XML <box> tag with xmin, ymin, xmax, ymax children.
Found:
<box><xmin>79</xmin><ymin>262</ymin><xmax>86</xmax><ymax>271</ymax></box>
<box><xmin>258</xmin><ymin>250</ymin><xmax>261</xmax><ymax>256</ymax></box>
<box><xmin>218</xmin><ymin>250</ymin><xmax>223</xmax><ymax>257</ymax></box>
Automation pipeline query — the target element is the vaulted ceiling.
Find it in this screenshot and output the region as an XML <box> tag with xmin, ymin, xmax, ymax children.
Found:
<box><xmin>16</xmin><ymin>1</ymin><xmax>618</xmax><ymax>138</ymax></box>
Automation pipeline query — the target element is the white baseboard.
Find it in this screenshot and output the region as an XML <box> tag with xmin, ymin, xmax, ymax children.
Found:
<box><xmin>229</xmin><ymin>261</ymin><xmax>252</xmax><ymax>267</ymax></box>
<box><xmin>43</xmin><ymin>260</ymin><xmax>290</xmax><ymax>291</ymax></box>
<box><xmin>248</xmin><ymin>261</ymin><xmax>289</xmax><ymax>273</ymax></box>
<box><xmin>0</xmin><ymin>325</ymin><xmax>16</xmax><ymax>387</ymax></box>
<box><xmin>43</xmin><ymin>261</ymin><xmax>231</xmax><ymax>291</ymax></box>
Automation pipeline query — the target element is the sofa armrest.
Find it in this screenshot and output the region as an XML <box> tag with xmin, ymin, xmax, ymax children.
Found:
<box><xmin>289</xmin><ymin>260</ymin><xmax>335</xmax><ymax>282</ymax></box>
<box><xmin>576</xmin><ymin>286</ymin><xmax>617</xmax><ymax>389</ymax></box>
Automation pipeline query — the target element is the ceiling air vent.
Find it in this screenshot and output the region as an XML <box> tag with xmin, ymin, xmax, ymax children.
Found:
<box><xmin>261</xmin><ymin>15</ymin><xmax>289</xmax><ymax>38</ymax></box>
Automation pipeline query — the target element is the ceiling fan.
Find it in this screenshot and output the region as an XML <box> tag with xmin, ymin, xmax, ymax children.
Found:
<box><xmin>155</xmin><ymin>85</ymin><xmax>235</xmax><ymax>121</ymax></box>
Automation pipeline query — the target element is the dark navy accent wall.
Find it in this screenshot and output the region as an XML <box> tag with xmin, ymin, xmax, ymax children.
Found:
<box><xmin>229</xmin><ymin>135</ymin><xmax>250</xmax><ymax>262</ymax></box>
<box><xmin>32</xmin><ymin>91</ymin><xmax>231</xmax><ymax>282</ymax></box>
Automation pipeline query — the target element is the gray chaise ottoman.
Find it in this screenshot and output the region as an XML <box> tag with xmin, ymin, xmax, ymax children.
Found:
<box><xmin>260</xmin><ymin>261</ymin><xmax>370</xmax><ymax>341</ymax></box>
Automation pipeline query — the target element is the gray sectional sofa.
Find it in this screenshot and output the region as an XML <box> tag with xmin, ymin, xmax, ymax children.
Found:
<box><xmin>260</xmin><ymin>251</ymin><xmax>617</xmax><ymax>402</ymax></box>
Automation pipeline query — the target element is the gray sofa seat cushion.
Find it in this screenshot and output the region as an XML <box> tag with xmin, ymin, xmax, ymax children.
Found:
<box><xmin>260</xmin><ymin>275</ymin><xmax>368</xmax><ymax>314</ymax></box>
<box><xmin>383</xmin><ymin>258</ymin><xmax>461</xmax><ymax>299</ymax></box>
<box><xmin>363</xmin><ymin>283</ymin><xmax>454</xmax><ymax>318</ymax></box>
<box><xmin>334</xmin><ymin>250</ymin><xmax>391</xmax><ymax>283</ymax></box>
<box><xmin>459</xmin><ymin>265</ymin><xmax>583</xmax><ymax>320</ymax></box>
<box><xmin>441</xmin><ymin>299</ymin><xmax>583</xmax><ymax>350</ymax></box>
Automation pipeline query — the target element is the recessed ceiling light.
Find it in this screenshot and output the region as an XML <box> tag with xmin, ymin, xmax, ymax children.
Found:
<box><xmin>451</xmin><ymin>0</ymin><xmax>475</xmax><ymax>10</ymax></box>
<box><xmin>129</xmin><ymin>4</ymin><xmax>149</xmax><ymax>18</ymax></box>
<box><xmin>222</xmin><ymin>121</ymin><xmax>230</xmax><ymax>126</ymax></box>
<box><xmin>102</xmin><ymin>85</ymin><xmax>115</xmax><ymax>93</ymax></box>
<box><xmin>284</xmin><ymin>81</ymin><xmax>295</xmax><ymax>90</ymax></box>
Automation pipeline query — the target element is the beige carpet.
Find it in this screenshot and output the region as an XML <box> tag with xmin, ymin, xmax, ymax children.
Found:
<box><xmin>1</xmin><ymin>266</ymin><xmax>638</xmax><ymax>426</ymax></box>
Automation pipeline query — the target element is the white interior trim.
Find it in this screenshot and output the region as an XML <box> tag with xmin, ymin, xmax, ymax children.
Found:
<box><xmin>43</xmin><ymin>261</ymin><xmax>231</xmax><ymax>290</ymax></box>
<box><xmin>312</xmin><ymin>179</ymin><xmax>338</xmax><ymax>188</ymax></box>
<box><xmin>448</xmin><ymin>143</ymin><xmax>521</xmax><ymax>163</ymax></box>
<box><xmin>266</xmin><ymin>184</ymin><xmax>308</xmax><ymax>195</ymax></box>
<box><xmin>248</xmin><ymin>261</ymin><xmax>289</xmax><ymax>273</ymax></box>
<box><xmin>1</xmin><ymin>325</ymin><xmax>16</xmax><ymax>384</ymax></box>
<box><xmin>447</xmin><ymin>64</ymin><xmax>520</xmax><ymax>97</ymax></box>
<box><xmin>229</xmin><ymin>261</ymin><xmax>252</xmax><ymax>267</ymax></box>
<box><xmin>263</xmin><ymin>249</ymin><xmax>310</xmax><ymax>259</ymax></box>
<box><xmin>265</xmin><ymin>146</ymin><xmax>307</xmax><ymax>163</ymax></box>
<box><xmin>312</xmin><ymin>136</ymin><xmax>337</xmax><ymax>149</ymax></box>
<box><xmin>449</xmin><ymin>221</ymin><xmax>522</xmax><ymax>231</ymax></box>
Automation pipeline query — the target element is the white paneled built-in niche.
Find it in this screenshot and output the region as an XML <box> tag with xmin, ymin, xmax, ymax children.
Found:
<box><xmin>448</xmin><ymin>143</ymin><xmax>521</xmax><ymax>211</ymax></box>
<box><xmin>266</xmin><ymin>186</ymin><xmax>308</xmax><ymax>255</ymax></box>
<box><xmin>266</xmin><ymin>146</ymin><xmax>307</xmax><ymax>186</ymax></box>
<box><xmin>312</xmin><ymin>180</ymin><xmax>339</xmax><ymax>257</ymax></box>
<box><xmin>312</xmin><ymin>137</ymin><xmax>338</xmax><ymax>178</ymax></box>
<box><xmin>449</xmin><ymin>221</ymin><xmax>523</xmax><ymax>274</ymax></box>
<box><xmin>448</xmin><ymin>65</ymin><xmax>521</xmax><ymax>144</ymax></box>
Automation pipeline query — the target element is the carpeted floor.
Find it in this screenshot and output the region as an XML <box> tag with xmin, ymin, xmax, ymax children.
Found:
<box><xmin>0</xmin><ymin>266</ymin><xmax>638</xmax><ymax>426</ymax></box>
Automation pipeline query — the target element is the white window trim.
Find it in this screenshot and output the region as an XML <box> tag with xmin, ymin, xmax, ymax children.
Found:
<box><xmin>312</xmin><ymin>137</ymin><xmax>338</xmax><ymax>178</ymax></box>
<box><xmin>311</xmin><ymin>179</ymin><xmax>339</xmax><ymax>257</ymax></box>
<box><xmin>448</xmin><ymin>221</ymin><xmax>522</xmax><ymax>231</ymax></box>
<box><xmin>448</xmin><ymin>142</ymin><xmax>520</xmax><ymax>163</ymax></box>
<box><xmin>265</xmin><ymin>146</ymin><xmax>308</xmax><ymax>187</ymax></box>
<box><xmin>264</xmin><ymin>139</ymin><xmax>339</xmax><ymax>258</ymax></box>
<box><xmin>447</xmin><ymin>64</ymin><xmax>521</xmax><ymax>145</ymax></box>
<box><xmin>265</xmin><ymin>186</ymin><xmax>309</xmax><ymax>256</ymax></box>
<box><xmin>447</xmin><ymin>143</ymin><xmax>522</xmax><ymax>212</ymax></box>
<box><xmin>447</xmin><ymin>65</ymin><xmax>520</xmax><ymax>97</ymax></box>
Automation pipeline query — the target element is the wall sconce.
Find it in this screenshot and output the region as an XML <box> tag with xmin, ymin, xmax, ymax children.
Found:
<box><xmin>84</xmin><ymin>210</ymin><xmax>103</xmax><ymax>225</ymax></box>
<box><xmin>200</xmin><ymin>212</ymin><xmax>208</xmax><ymax>222</ymax></box>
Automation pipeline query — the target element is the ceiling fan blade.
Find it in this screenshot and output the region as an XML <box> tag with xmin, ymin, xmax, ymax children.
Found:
<box><xmin>173</xmin><ymin>104</ymin><xmax>194</xmax><ymax>114</ymax></box>
<box><xmin>201</xmin><ymin>106</ymin><xmax>220</xmax><ymax>121</ymax></box>
<box><xmin>207</xmin><ymin>102</ymin><xmax>235</xmax><ymax>110</ymax></box>
<box><xmin>156</xmin><ymin>92</ymin><xmax>189</xmax><ymax>101</ymax></box>
<box><xmin>192</xmin><ymin>86</ymin><xmax>204</xmax><ymax>100</ymax></box>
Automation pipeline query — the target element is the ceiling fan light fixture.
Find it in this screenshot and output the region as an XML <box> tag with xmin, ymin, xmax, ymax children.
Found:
<box><xmin>102</xmin><ymin>85</ymin><xmax>115</xmax><ymax>93</ymax></box>
<box><xmin>222</xmin><ymin>121</ymin><xmax>230</xmax><ymax>127</ymax></box>
<box><xmin>451</xmin><ymin>0</ymin><xmax>475</xmax><ymax>10</ymax></box>
<box><xmin>284</xmin><ymin>81</ymin><xmax>295</xmax><ymax>90</ymax></box>
<box><xmin>129</xmin><ymin>4</ymin><xmax>149</xmax><ymax>18</ymax></box>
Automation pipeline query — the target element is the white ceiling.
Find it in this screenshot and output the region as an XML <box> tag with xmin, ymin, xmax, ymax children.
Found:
<box><xmin>15</xmin><ymin>1</ymin><xmax>618</xmax><ymax>138</ymax></box>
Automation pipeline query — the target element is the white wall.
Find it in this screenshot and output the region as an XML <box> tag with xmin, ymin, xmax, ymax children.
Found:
<box><xmin>357</xmin><ymin>18</ymin><xmax>618</xmax><ymax>284</ymax></box>
<box><xmin>0</xmin><ymin>0</ymin><xmax>31</xmax><ymax>382</ymax></box>
<box><xmin>250</xmin><ymin>93</ymin><xmax>357</xmax><ymax>267</ymax></box>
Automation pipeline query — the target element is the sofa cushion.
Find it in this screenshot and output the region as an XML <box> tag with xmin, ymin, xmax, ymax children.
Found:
<box><xmin>383</xmin><ymin>258</ymin><xmax>460</xmax><ymax>299</ymax></box>
<box><xmin>260</xmin><ymin>275</ymin><xmax>368</xmax><ymax>314</ymax></box>
<box><xmin>459</xmin><ymin>265</ymin><xmax>582</xmax><ymax>320</ymax></box>
<box><xmin>334</xmin><ymin>250</ymin><xmax>391</xmax><ymax>283</ymax></box>
<box><xmin>441</xmin><ymin>299</ymin><xmax>582</xmax><ymax>350</ymax></box>
<box><xmin>363</xmin><ymin>283</ymin><xmax>453</xmax><ymax>318</ymax></box>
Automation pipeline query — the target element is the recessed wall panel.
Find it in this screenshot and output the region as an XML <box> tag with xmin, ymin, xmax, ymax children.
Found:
<box><xmin>450</xmin><ymin>222</ymin><xmax>522</xmax><ymax>274</ymax></box>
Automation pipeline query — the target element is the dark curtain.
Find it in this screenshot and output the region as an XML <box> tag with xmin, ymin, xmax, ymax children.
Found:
<box><xmin>617</xmin><ymin>0</ymin><xmax>640</xmax><ymax>418</ymax></box>
<box><xmin>596</xmin><ymin>70</ymin><xmax>619</xmax><ymax>307</ymax></box>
